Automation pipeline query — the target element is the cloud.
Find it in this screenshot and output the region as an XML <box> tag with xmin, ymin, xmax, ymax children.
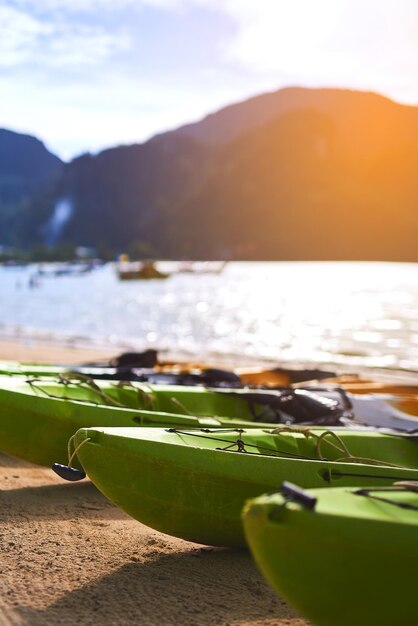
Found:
<box><xmin>204</xmin><ymin>0</ymin><xmax>418</xmax><ymax>102</ymax></box>
<box><xmin>0</xmin><ymin>70</ymin><xmax>247</xmax><ymax>159</ymax></box>
<box><xmin>46</xmin><ymin>27</ymin><xmax>130</xmax><ymax>68</ymax></box>
<box><xmin>6</xmin><ymin>0</ymin><xmax>185</xmax><ymax>15</ymax></box>
<box><xmin>0</xmin><ymin>3</ymin><xmax>131</xmax><ymax>68</ymax></box>
<box><xmin>1</xmin><ymin>0</ymin><xmax>417</xmax><ymax>160</ymax></box>
<box><xmin>0</xmin><ymin>5</ymin><xmax>52</xmax><ymax>66</ymax></box>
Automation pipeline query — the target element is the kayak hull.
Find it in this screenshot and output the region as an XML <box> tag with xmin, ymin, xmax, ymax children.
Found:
<box><xmin>243</xmin><ymin>486</ymin><xmax>418</xmax><ymax>626</ymax></box>
<box><xmin>74</xmin><ymin>426</ymin><xmax>418</xmax><ymax>547</ymax></box>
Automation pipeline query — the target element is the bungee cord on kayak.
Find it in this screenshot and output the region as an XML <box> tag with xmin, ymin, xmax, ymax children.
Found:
<box><xmin>164</xmin><ymin>427</ymin><xmax>410</xmax><ymax>468</ymax></box>
<box><xmin>115</xmin><ymin>380</ymin><xmax>157</xmax><ymax>409</ymax></box>
<box><xmin>320</xmin><ymin>468</ymin><xmax>418</xmax><ymax>482</ymax></box>
<box><xmin>113</xmin><ymin>379</ymin><xmax>354</xmax><ymax>424</ymax></box>
<box><xmin>166</xmin><ymin>427</ymin><xmax>323</xmax><ymax>459</ymax></box>
<box><xmin>353</xmin><ymin>482</ymin><xmax>418</xmax><ymax>510</ymax></box>
<box><xmin>169</xmin><ymin>396</ymin><xmax>194</xmax><ymax>415</ymax></box>
<box><xmin>19</xmin><ymin>374</ymin><xmax>418</xmax><ymax>433</ymax></box>
<box><xmin>26</xmin><ymin>376</ymin><xmax>127</xmax><ymax>408</ymax></box>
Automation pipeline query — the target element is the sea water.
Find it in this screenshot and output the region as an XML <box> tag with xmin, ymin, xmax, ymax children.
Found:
<box><xmin>1</xmin><ymin>261</ymin><xmax>418</xmax><ymax>369</ymax></box>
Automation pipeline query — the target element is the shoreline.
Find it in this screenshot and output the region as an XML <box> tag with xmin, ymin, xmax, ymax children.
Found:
<box><xmin>1</xmin><ymin>335</ymin><xmax>418</xmax><ymax>387</ymax></box>
<box><xmin>0</xmin><ymin>336</ymin><xmax>118</xmax><ymax>365</ymax></box>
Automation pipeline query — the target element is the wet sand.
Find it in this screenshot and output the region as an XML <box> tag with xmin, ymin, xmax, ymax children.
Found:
<box><xmin>0</xmin><ymin>339</ymin><xmax>308</xmax><ymax>626</ymax></box>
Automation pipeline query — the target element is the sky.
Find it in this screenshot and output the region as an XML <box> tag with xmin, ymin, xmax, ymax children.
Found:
<box><xmin>1</xmin><ymin>0</ymin><xmax>418</xmax><ymax>160</ymax></box>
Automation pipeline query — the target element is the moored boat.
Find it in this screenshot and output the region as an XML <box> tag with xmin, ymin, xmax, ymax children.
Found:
<box><xmin>117</xmin><ymin>260</ymin><xmax>169</xmax><ymax>280</ymax></box>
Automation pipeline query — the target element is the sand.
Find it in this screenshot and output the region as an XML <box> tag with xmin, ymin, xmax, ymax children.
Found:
<box><xmin>0</xmin><ymin>337</ymin><xmax>117</xmax><ymax>365</ymax></box>
<box><xmin>0</xmin><ymin>338</ymin><xmax>308</xmax><ymax>626</ymax></box>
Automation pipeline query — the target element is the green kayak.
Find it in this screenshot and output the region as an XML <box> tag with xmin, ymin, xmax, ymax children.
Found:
<box><xmin>3</xmin><ymin>373</ymin><xmax>418</xmax><ymax>430</ymax></box>
<box><xmin>0</xmin><ymin>362</ymin><xmax>68</xmax><ymax>377</ymax></box>
<box><xmin>243</xmin><ymin>481</ymin><xmax>418</xmax><ymax>626</ymax></box>
<box><xmin>0</xmin><ymin>360</ymin><xmax>245</xmax><ymax>386</ymax></box>
<box><xmin>0</xmin><ymin>375</ymin><xmax>308</xmax><ymax>418</ymax></box>
<box><xmin>0</xmin><ymin>361</ymin><xmax>242</xmax><ymax>386</ymax></box>
<box><xmin>0</xmin><ymin>375</ymin><xmax>289</xmax><ymax>467</ymax></box>
<box><xmin>0</xmin><ymin>355</ymin><xmax>336</xmax><ymax>386</ymax></box>
<box><xmin>0</xmin><ymin>375</ymin><xmax>353</xmax><ymax>467</ymax></box>
<box><xmin>73</xmin><ymin>425</ymin><xmax>418</xmax><ymax>547</ymax></box>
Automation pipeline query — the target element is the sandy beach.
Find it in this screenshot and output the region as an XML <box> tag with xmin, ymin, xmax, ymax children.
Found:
<box><xmin>0</xmin><ymin>338</ymin><xmax>308</xmax><ymax>626</ymax></box>
<box><xmin>0</xmin><ymin>337</ymin><xmax>117</xmax><ymax>366</ymax></box>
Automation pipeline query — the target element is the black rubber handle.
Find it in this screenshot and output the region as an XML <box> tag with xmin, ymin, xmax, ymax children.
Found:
<box><xmin>52</xmin><ymin>463</ymin><xmax>86</xmax><ymax>481</ymax></box>
<box><xmin>280</xmin><ymin>481</ymin><xmax>317</xmax><ymax>510</ymax></box>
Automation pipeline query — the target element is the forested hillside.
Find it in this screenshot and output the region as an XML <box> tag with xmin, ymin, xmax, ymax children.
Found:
<box><xmin>4</xmin><ymin>87</ymin><xmax>418</xmax><ymax>260</ymax></box>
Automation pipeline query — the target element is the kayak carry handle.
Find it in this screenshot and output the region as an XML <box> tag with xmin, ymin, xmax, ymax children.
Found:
<box><xmin>280</xmin><ymin>481</ymin><xmax>317</xmax><ymax>510</ymax></box>
<box><xmin>51</xmin><ymin>434</ymin><xmax>91</xmax><ymax>481</ymax></box>
<box><xmin>52</xmin><ymin>463</ymin><xmax>86</xmax><ymax>481</ymax></box>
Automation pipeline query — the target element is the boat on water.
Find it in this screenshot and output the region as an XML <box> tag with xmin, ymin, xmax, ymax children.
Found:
<box><xmin>116</xmin><ymin>260</ymin><xmax>169</xmax><ymax>280</ymax></box>
<box><xmin>36</xmin><ymin>261</ymin><xmax>98</xmax><ymax>277</ymax></box>
<box><xmin>243</xmin><ymin>481</ymin><xmax>418</xmax><ymax>626</ymax></box>
<box><xmin>176</xmin><ymin>261</ymin><xmax>227</xmax><ymax>274</ymax></box>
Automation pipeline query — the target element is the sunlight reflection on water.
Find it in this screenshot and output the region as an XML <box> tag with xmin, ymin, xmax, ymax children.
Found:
<box><xmin>1</xmin><ymin>261</ymin><xmax>418</xmax><ymax>368</ymax></box>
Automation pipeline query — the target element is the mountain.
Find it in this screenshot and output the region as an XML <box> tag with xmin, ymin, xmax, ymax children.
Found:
<box><xmin>20</xmin><ymin>133</ymin><xmax>214</xmax><ymax>255</ymax></box>
<box><xmin>16</xmin><ymin>87</ymin><xmax>418</xmax><ymax>260</ymax></box>
<box><xmin>0</xmin><ymin>129</ymin><xmax>63</xmax><ymax>246</ymax></box>
<box><xmin>176</xmin><ymin>105</ymin><xmax>418</xmax><ymax>260</ymax></box>
<box><xmin>174</xmin><ymin>86</ymin><xmax>418</xmax><ymax>148</ymax></box>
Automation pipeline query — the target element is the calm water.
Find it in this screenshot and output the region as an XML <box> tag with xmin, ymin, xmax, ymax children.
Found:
<box><xmin>1</xmin><ymin>261</ymin><xmax>418</xmax><ymax>369</ymax></box>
